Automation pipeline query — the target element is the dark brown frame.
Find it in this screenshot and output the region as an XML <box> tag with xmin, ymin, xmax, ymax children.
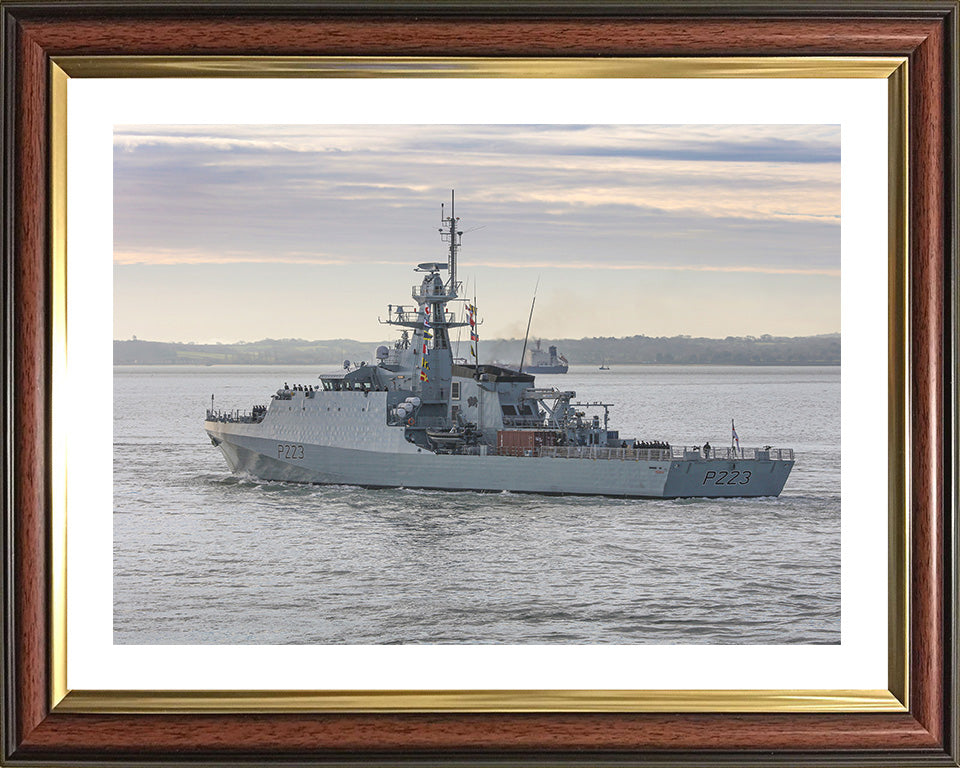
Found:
<box><xmin>2</xmin><ymin>2</ymin><xmax>957</xmax><ymax>765</ymax></box>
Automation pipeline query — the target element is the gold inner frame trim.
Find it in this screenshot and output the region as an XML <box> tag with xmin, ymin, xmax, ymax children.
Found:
<box><xmin>886</xmin><ymin>61</ymin><xmax>910</xmax><ymax>709</ymax></box>
<box><xmin>53</xmin><ymin>55</ymin><xmax>905</xmax><ymax>79</ymax></box>
<box><xmin>50</xmin><ymin>61</ymin><xmax>69</xmax><ymax>710</ymax></box>
<box><xmin>49</xmin><ymin>55</ymin><xmax>910</xmax><ymax>715</ymax></box>
<box><xmin>57</xmin><ymin>688</ymin><xmax>903</xmax><ymax>714</ymax></box>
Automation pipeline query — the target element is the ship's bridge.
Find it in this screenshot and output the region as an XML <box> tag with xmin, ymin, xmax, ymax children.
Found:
<box><xmin>412</xmin><ymin>283</ymin><xmax>460</xmax><ymax>302</ymax></box>
<box><xmin>319</xmin><ymin>365</ymin><xmax>395</xmax><ymax>392</ymax></box>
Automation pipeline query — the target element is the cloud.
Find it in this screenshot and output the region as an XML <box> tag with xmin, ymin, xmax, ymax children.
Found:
<box><xmin>115</xmin><ymin>122</ymin><xmax>840</xmax><ymax>155</ymax></box>
<box><xmin>113</xmin><ymin>123</ymin><xmax>840</xmax><ymax>334</ymax></box>
<box><xmin>114</xmin><ymin>247</ymin><xmax>838</xmax><ymax>277</ymax></box>
<box><xmin>467</xmin><ymin>261</ymin><xmax>840</xmax><ymax>277</ymax></box>
<box><xmin>113</xmin><ymin>247</ymin><xmax>352</xmax><ymax>266</ymax></box>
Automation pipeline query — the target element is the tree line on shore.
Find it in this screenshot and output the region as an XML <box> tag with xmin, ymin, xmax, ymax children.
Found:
<box><xmin>114</xmin><ymin>333</ymin><xmax>840</xmax><ymax>366</ymax></box>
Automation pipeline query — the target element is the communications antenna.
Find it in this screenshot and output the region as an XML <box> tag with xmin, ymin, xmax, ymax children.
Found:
<box><xmin>439</xmin><ymin>189</ymin><xmax>462</xmax><ymax>292</ymax></box>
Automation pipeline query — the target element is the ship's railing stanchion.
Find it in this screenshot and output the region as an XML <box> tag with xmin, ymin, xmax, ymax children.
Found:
<box><xmin>531</xmin><ymin>445</ymin><xmax>792</xmax><ymax>462</ymax></box>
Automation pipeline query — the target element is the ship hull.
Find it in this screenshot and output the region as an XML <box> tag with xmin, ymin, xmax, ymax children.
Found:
<box><xmin>523</xmin><ymin>364</ymin><xmax>568</xmax><ymax>374</ymax></box>
<box><xmin>206</xmin><ymin>421</ymin><xmax>793</xmax><ymax>499</ymax></box>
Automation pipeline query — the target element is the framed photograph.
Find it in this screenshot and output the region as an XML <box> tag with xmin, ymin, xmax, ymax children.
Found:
<box><xmin>2</xmin><ymin>2</ymin><xmax>957</xmax><ymax>766</ymax></box>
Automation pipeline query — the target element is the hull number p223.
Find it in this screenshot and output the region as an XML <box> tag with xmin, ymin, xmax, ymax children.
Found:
<box><xmin>278</xmin><ymin>444</ymin><xmax>305</xmax><ymax>460</ymax></box>
<box><xmin>703</xmin><ymin>470</ymin><xmax>751</xmax><ymax>486</ymax></box>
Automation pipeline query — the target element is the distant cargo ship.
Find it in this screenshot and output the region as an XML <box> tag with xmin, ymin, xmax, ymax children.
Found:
<box><xmin>204</xmin><ymin>193</ymin><xmax>794</xmax><ymax>498</ymax></box>
<box><xmin>503</xmin><ymin>340</ymin><xmax>569</xmax><ymax>374</ymax></box>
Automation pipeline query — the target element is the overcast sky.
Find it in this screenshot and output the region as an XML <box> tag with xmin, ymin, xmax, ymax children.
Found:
<box><xmin>114</xmin><ymin>124</ymin><xmax>840</xmax><ymax>343</ymax></box>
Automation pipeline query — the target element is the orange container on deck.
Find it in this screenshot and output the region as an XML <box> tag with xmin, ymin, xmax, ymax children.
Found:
<box><xmin>497</xmin><ymin>430</ymin><xmax>561</xmax><ymax>450</ymax></box>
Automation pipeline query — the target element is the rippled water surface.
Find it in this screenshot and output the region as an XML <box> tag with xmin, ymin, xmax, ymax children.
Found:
<box><xmin>114</xmin><ymin>365</ymin><xmax>840</xmax><ymax>644</ymax></box>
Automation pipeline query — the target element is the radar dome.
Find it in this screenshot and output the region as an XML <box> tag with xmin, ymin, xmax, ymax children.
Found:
<box><xmin>375</xmin><ymin>345</ymin><xmax>389</xmax><ymax>360</ymax></box>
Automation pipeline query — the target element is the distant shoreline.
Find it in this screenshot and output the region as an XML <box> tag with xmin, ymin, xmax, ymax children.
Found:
<box><xmin>114</xmin><ymin>361</ymin><xmax>840</xmax><ymax>367</ymax></box>
<box><xmin>114</xmin><ymin>334</ymin><xmax>841</xmax><ymax>367</ymax></box>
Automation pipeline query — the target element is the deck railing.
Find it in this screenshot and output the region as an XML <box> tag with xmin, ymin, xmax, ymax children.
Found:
<box><xmin>685</xmin><ymin>446</ymin><xmax>795</xmax><ymax>461</ymax></box>
<box><xmin>467</xmin><ymin>445</ymin><xmax>794</xmax><ymax>461</ymax></box>
<box><xmin>538</xmin><ymin>446</ymin><xmax>672</xmax><ymax>461</ymax></box>
<box><xmin>205</xmin><ymin>408</ymin><xmax>266</xmax><ymax>424</ymax></box>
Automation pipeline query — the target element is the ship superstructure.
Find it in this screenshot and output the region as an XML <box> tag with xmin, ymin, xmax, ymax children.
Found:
<box><xmin>204</xmin><ymin>194</ymin><xmax>794</xmax><ymax>498</ymax></box>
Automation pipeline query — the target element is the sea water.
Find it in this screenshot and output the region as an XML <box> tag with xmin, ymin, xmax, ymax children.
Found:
<box><xmin>114</xmin><ymin>365</ymin><xmax>840</xmax><ymax>644</ymax></box>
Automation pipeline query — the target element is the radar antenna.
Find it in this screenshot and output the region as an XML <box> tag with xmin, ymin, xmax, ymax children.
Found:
<box><xmin>439</xmin><ymin>189</ymin><xmax>462</xmax><ymax>292</ymax></box>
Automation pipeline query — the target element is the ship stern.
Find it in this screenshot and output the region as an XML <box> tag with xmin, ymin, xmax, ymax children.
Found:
<box><xmin>661</xmin><ymin>454</ymin><xmax>794</xmax><ymax>498</ymax></box>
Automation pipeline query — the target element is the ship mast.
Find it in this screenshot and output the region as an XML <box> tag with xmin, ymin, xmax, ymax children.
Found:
<box><xmin>519</xmin><ymin>277</ymin><xmax>539</xmax><ymax>374</ymax></box>
<box><xmin>378</xmin><ymin>193</ymin><xmax>471</xmax><ymax>407</ymax></box>
<box><xmin>440</xmin><ymin>189</ymin><xmax>461</xmax><ymax>294</ymax></box>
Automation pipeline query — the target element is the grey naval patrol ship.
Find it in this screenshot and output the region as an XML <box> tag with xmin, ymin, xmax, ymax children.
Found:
<box><xmin>205</xmin><ymin>195</ymin><xmax>794</xmax><ymax>498</ymax></box>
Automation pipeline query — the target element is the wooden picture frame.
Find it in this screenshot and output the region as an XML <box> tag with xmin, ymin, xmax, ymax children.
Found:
<box><xmin>2</xmin><ymin>2</ymin><xmax>957</xmax><ymax>765</ymax></box>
